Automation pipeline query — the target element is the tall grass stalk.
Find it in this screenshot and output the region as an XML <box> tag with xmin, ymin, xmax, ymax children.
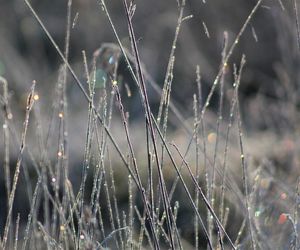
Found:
<box><xmin>2</xmin><ymin>81</ymin><xmax>36</xmax><ymax>249</ymax></box>
<box><xmin>235</xmin><ymin>56</ymin><xmax>257</xmax><ymax>250</ymax></box>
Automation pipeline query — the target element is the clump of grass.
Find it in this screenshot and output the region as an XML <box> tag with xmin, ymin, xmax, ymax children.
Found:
<box><xmin>1</xmin><ymin>0</ymin><xmax>300</xmax><ymax>249</ymax></box>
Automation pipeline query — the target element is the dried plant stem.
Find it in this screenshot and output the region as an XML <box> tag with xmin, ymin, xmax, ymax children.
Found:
<box><xmin>157</xmin><ymin>0</ymin><xmax>186</xmax><ymax>125</ymax></box>
<box><xmin>32</xmin><ymin>93</ymin><xmax>52</xmax><ymax>243</ymax></box>
<box><xmin>218</xmin><ymin>58</ymin><xmax>246</xmax><ymax>224</ymax></box>
<box><xmin>195</xmin><ymin>66</ymin><xmax>210</xmax><ymax>243</ymax></box>
<box><xmin>77</xmin><ymin>75</ymin><xmax>94</xmax><ymax>240</ymax></box>
<box><xmin>2</xmin><ymin>81</ymin><xmax>36</xmax><ymax>249</ymax></box>
<box><xmin>103</xmin><ymin>163</ymin><xmax>119</xmax><ymax>249</ymax></box>
<box><xmin>61</xmin><ymin>0</ymin><xmax>72</xmax><ymax>220</ymax></box>
<box><xmin>152</xmin><ymin>109</ymin><xmax>236</xmax><ymax>247</ymax></box>
<box><xmin>235</xmin><ymin>219</ymin><xmax>246</xmax><ymax>246</ymax></box>
<box><xmin>99</xmin><ymin>42</ymin><xmax>191</xmax><ymax>135</ymax></box>
<box><xmin>0</xmin><ymin>77</ymin><xmax>11</xmax><ymax>202</ymax></box>
<box><xmin>193</xmin><ymin>94</ymin><xmax>200</xmax><ymax>250</ymax></box>
<box><xmin>121</xmin><ymin>1</ymin><xmax>185</xmax><ymax>248</ymax></box>
<box><xmin>24</xmin><ymin>0</ymin><xmax>140</xmax><ymax>191</ymax></box>
<box><xmin>52</xmin><ymin>0</ymin><xmax>73</xmax><ymax>241</ymax></box>
<box><xmin>22</xmin><ymin>178</ymin><xmax>42</xmax><ymax>250</ymax></box>
<box><xmin>200</xmin><ymin>0</ymin><xmax>263</xmax><ymax>119</ymax></box>
<box><xmin>171</xmin><ymin>47</ymin><xmax>256</xmax><ymax>224</ymax></box>
<box><xmin>13</xmin><ymin>214</ymin><xmax>20</xmax><ymax>250</ymax></box>
<box><xmin>113</xmin><ymin>83</ymin><xmax>159</xmax><ymax>247</ymax></box>
<box><xmin>169</xmin><ymin>141</ymin><xmax>235</xmax><ymax>249</ymax></box>
<box><xmin>38</xmin><ymin>222</ymin><xmax>63</xmax><ymax>250</ymax></box>
<box><xmin>128</xmin><ymin>175</ymin><xmax>134</xmax><ymax>249</ymax></box>
<box><xmin>108</xmin><ymin>153</ymin><xmax>124</xmax><ymax>248</ymax></box>
<box><xmin>0</xmin><ymin>76</ymin><xmax>11</xmax><ymax>248</ymax></box>
<box><xmin>237</xmin><ymin>91</ymin><xmax>256</xmax><ymax>250</ymax></box>
<box><xmin>168</xmin><ymin>1</ymin><xmax>263</xmax><ymax>204</ymax></box>
<box><xmin>135</xmin><ymin>206</ymin><xmax>154</xmax><ymax>250</ymax></box>
<box><xmin>95</xmin><ymin>9</ymin><xmax>191</xmax><ymax>237</ymax></box>
<box><xmin>150</xmin><ymin>115</ymin><xmax>213</xmax><ymax>249</ymax></box>
<box><xmin>236</xmin><ymin>59</ymin><xmax>256</xmax><ymax>249</ymax></box>
<box><xmin>211</xmin><ymin>32</ymin><xmax>228</xmax><ymax>212</ymax></box>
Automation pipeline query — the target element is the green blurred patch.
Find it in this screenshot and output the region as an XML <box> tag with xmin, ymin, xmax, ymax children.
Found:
<box><xmin>94</xmin><ymin>68</ymin><xmax>107</xmax><ymax>89</ymax></box>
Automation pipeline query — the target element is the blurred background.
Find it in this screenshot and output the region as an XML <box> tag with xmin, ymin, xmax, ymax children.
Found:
<box><xmin>1</xmin><ymin>0</ymin><xmax>299</xmax><ymax>166</ymax></box>
<box><xmin>1</xmin><ymin>0</ymin><xmax>299</xmax><ymax>128</ymax></box>
<box><xmin>1</xmin><ymin>0</ymin><xmax>300</xmax><ymax>248</ymax></box>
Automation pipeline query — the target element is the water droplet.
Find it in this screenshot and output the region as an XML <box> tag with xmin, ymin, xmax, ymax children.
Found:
<box><xmin>58</xmin><ymin>112</ymin><xmax>63</xmax><ymax>118</ymax></box>
<box><xmin>52</xmin><ymin>177</ymin><xmax>56</xmax><ymax>183</ymax></box>
<box><xmin>33</xmin><ymin>94</ymin><xmax>39</xmax><ymax>101</ymax></box>
<box><xmin>80</xmin><ymin>234</ymin><xmax>85</xmax><ymax>240</ymax></box>
<box><xmin>57</xmin><ymin>151</ymin><xmax>63</xmax><ymax>157</ymax></box>
<box><xmin>3</xmin><ymin>124</ymin><xmax>7</xmax><ymax>129</ymax></box>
